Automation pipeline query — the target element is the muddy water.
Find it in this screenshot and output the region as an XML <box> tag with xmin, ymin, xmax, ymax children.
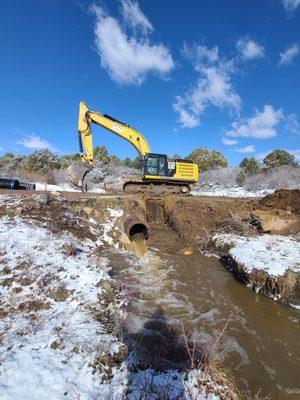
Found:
<box><xmin>130</xmin><ymin>233</ymin><xmax>148</xmax><ymax>258</ymax></box>
<box><xmin>109</xmin><ymin>249</ymin><xmax>300</xmax><ymax>399</ymax></box>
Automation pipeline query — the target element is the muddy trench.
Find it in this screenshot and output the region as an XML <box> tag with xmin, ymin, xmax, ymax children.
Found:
<box><xmin>111</xmin><ymin>195</ymin><xmax>300</xmax><ymax>399</ymax></box>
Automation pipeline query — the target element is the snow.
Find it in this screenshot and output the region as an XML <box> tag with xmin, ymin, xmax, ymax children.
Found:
<box><xmin>128</xmin><ymin>369</ymin><xmax>222</xmax><ymax>400</ymax></box>
<box><xmin>0</xmin><ymin>215</ymin><xmax>126</xmax><ymax>400</ymax></box>
<box><xmin>101</xmin><ymin>208</ymin><xmax>124</xmax><ymax>246</ymax></box>
<box><xmin>213</xmin><ymin>233</ymin><xmax>300</xmax><ymax>277</ymax></box>
<box><xmin>35</xmin><ymin>182</ymin><xmax>105</xmax><ymax>193</ymax></box>
<box><xmin>192</xmin><ymin>187</ymin><xmax>274</xmax><ymax>198</ymax></box>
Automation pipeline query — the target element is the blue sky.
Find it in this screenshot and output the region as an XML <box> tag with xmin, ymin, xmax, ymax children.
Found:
<box><xmin>0</xmin><ymin>0</ymin><xmax>299</xmax><ymax>165</ymax></box>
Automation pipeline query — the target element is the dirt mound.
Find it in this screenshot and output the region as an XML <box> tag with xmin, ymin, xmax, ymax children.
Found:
<box><xmin>260</xmin><ymin>189</ymin><xmax>300</xmax><ymax>214</ymax></box>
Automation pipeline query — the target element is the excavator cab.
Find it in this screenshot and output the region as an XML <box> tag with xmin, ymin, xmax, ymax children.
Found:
<box><xmin>142</xmin><ymin>153</ymin><xmax>175</xmax><ymax>177</ymax></box>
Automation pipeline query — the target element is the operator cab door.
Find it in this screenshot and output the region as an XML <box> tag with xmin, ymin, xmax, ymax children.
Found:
<box><xmin>142</xmin><ymin>153</ymin><xmax>169</xmax><ymax>177</ymax></box>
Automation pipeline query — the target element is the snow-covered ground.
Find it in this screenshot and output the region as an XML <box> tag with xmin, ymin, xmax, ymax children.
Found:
<box><xmin>213</xmin><ymin>233</ymin><xmax>300</xmax><ymax>277</ymax></box>
<box><xmin>0</xmin><ymin>215</ymin><xmax>127</xmax><ymax>400</ymax></box>
<box><xmin>35</xmin><ymin>182</ymin><xmax>105</xmax><ymax>193</ymax></box>
<box><xmin>192</xmin><ymin>187</ymin><xmax>274</xmax><ymax>198</ymax></box>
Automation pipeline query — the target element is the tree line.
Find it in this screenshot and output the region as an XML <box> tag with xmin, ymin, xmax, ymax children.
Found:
<box><xmin>0</xmin><ymin>146</ymin><xmax>296</xmax><ymax>181</ymax></box>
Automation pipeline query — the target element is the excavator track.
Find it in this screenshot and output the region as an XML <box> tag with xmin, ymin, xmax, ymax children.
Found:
<box><xmin>123</xmin><ymin>180</ymin><xmax>190</xmax><ymax>195</ymax></box>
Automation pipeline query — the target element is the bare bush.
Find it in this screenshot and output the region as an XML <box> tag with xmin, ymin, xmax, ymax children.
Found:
<box><xmin>243</xmin><ymin>164</ymin><xmax>300</xmax><ymax>190</ymax></box>
<box><xmin>45</xmin><ymin>169</ymin><xmax>68</xmax><ymax>185</ymax></box>
<box><xmin>198</xmin><ymin>167</ymin><xmax>240</xmax><ymax>188</ymax></box>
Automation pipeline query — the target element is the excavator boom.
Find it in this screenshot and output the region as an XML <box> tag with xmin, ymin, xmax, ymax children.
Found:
<box><xmin>78</xmin><ymin>102</ymin><xmax>151</xmax><ymax>163</ymax></box>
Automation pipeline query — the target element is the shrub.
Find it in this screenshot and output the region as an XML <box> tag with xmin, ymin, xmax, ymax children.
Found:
<box><xmin>243</xmin><ymin>164</ymin><xmax>300</xmax><ymax>190</ymax></box>
<box><xmin>24</xmin><ymin>150</ymin><xmax>61</xmax><ymax>174</ymax></box>
<box><xmin>131</xmin><ymin>156</ymin><xmax>141</xmax><ymax>169</ymax></box>
<box><xmin>93</xmin><ymin>146</ymin><xmax>110</xmax><ymax>164</ymax></box>
<box><xmin>236</xmin><ymin>170</ymin><xmax>246</xmax><ymax>186</ymax></box>
<box><xmin>187</xmin><ymin>147</ymin><xmax>228</xmax><ymax>172</ymax></box>
<box><xmin>198</xmin><ymin>166</ymin><xmax>240</xmax><ymax>188</ymax></box>
<box><xmin>123</xmin><ymin>156</ymin><xmax>141</xmax><ymax>169</ymax></box>
<box><xmin>59</xmin><ymin>153</ymin><xmax>81</xmax><ymax>168</ymax></box>
<box><xmin>123</xmin><ymin>157</ymin><xmax>132</xmax><ymax>167</ymax></box>
<box><xmin>0</xmin><ymin>153</ymin><xmax>27</xmax><ymax>171</ymax></box>
<box><xmin>263</xmin><ymin>150</ymin><xmax>294</xmax><ymax>169</ymax></box>
<box><xmin>240</xmin><ymin>157</ymin><xmax>260</xmax><ymax>176</ymax></box>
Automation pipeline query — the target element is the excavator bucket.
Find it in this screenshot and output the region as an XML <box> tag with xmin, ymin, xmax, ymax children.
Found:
<box><xmin>67</xmin><ymin>164</ymin><xmax>91</xmax><ymax>192</ymax></box>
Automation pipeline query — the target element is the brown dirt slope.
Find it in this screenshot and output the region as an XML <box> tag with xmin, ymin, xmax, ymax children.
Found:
<box><xmin>260</xmin><ymin>189</ymin><xmax>300</xmax><ymax>214</ymax></box>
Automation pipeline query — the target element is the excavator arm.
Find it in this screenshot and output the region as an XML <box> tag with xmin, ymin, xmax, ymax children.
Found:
<box><xmin>68</xmin><ymin>101</ymin><xmax>151</xmax><ymax>190</ymax></box>
<box><xmin>78</xmin><ymin>101</ymin><xmax>151</xmax><ymax>164</ymax></box>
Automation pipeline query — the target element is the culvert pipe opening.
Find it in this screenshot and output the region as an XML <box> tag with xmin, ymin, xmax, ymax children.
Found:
<box><xmin>123</xmin><ymin>216</ymin><xmax>149</xmax><ymax>241</ymax></box>
<box><xmin>123</xmin><ymin>215</ymin><xmax>149</xmax><ymax>258</ymax></box>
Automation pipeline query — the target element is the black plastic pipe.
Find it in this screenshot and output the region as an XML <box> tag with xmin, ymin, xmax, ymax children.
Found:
<box><xmin>0</xmin><ymin>178</ymin><xmax>36</xmax><ymax>191</ymax></box>
<box><xmin>0</xmin><ymin>178</ymin><xmax>19</xmax><ymax>190</ymax></box>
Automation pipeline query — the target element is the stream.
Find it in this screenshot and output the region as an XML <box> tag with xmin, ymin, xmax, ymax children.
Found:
<box><xmin>108</xmin><ymin>247</ymin><xmax>300</xmax><ymax>399</ymax></box>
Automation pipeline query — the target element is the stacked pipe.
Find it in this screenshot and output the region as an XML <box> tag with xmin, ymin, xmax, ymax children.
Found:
<box><xmin>0</xmin><ymin>178</ymin><xmax>36</xmax><ymax>191</ymax></box>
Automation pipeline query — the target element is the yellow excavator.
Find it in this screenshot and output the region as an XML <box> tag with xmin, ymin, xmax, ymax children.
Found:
<box><xmin>67</xmin><ymin>102</ymin><xmax>199</xmax><ymax>195</ymax></box>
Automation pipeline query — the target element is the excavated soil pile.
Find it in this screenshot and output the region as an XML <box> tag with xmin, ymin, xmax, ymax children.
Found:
<box><xmin>260</xmin><ymin>188</ymin><xmax>300</xmax><ymax>214</ymax></box>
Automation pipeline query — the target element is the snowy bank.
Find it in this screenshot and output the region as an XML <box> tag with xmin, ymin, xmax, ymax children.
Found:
<box><xmin>35</xmin><ymin>182</ymin><xmax>105</xmax><ymax>193</ymax></box>
<box><xmin>0</xmin><ymin>216</ymin><xmax>127</xmax><ymax>400</ymax></box>
<box><xmin>213</xmin><ymin>233</ymin><xmax>300</xmax><ymax>304</ymax></box>
<box><xmin>192</xmin><ymin>187</ymin><xmax>274</xmax><ymax>198</ymax></box>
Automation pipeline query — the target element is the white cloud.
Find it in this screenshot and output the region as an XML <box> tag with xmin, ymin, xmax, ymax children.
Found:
<box><xmin>222</xmin><ymin>137</ymin><xmax>238</xmax><ymax>145</ymax></box>
<box><xmin>182</xmin><ymin>42</ymin><xmax>219</xmax><ymax>64</ymax></box>
<box><xmin>90</xmin><ymin>3</ymin><xmax>174</xmax><ymax>85</ymax></box>
<box><xmin>16</xmin><ymin>133</ymin><xmax>60</xmax><ymax>153</ymax></box>
<box><xmin>235</xmin><ymin>145</ymin><xmax>255</xmax><ymax>153</ymax></box>
<box><xmin>0</xmin><ymin>147</ymin><xmax>3</xmax><ymax>151</ymax></box>
<box><xmin>173</xmin><ymin>97</ymin><xmax>200</xmax><ymax>128</ymax></box>
<box><xmin>226</xmin><ymin>105</ymin><xmax>283</xmax><ymax>139</ymax></box>
<box><xmin>174</xmin><ymin>45</ymin><xmax>241</xmax><ymax>128</ymax></box>
<box><xmin>281</xmin><ymin>0</ymin><xmax>300</xmax><ymax>13</ymax></box>
<box><xmin>236</xmin><ymin>37</ymin><xmax>265</xmax><ymax>60</ymax></box>
<box><xmin>120</xmin><ymin>0</ymin><xmax>153</xmax><ymax>33</ymax></box>
<box><xmin>279</xmin><ymin>43</ymin><xmax>299</xmax><ymax>65</ymax></box>
<box><xmin>285</xmin><ymin>114</ymin><xmax>300</xmax><ymax>134</ymax></box>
